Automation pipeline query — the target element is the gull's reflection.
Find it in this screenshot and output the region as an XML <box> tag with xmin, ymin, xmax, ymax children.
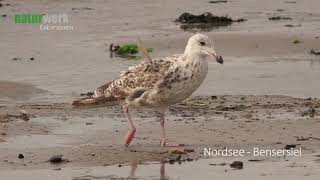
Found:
<box><xmin>128</xmin><ymin>161</ymin><xmax>137</xmax><ymax>179</ymax></box>
<box><xmin>310</xmin><ymin>56</ymin><xmax>320</xmax><ymax>68</ymax></box>
<box><xmin>127</xmin><ymin>161</ymin><xmax>167</xmax><ymax>180</ymax></box>
<box><xmin>160</xmin><ymin>161</ymin><xmax>165</xmax><ymax>180</ymax></box>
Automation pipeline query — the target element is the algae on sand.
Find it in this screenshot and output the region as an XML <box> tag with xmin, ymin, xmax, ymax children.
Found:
<box><xmin>268</xmin><ymin>16</ymin><xmax>292</xmax><ymax>20</ymax></box>
<box><xmin>176</xmin><ymin>12</ymin><xmax>246</xmax><ymax>32</ymax></box>
<box><xmin>176</xmin><ymin>12</ymin><xmax>234</xmax><ymax>24</ymax></box>
<box><xmin>293</xmin><ymin>39</ymin><xmax>301</xmax><ymax>44</ymax></box>
<box><xmin>109</xmin><ymin>43</ymin><xmax>153</xmax><ymax>59</ymax></box>
<box><xmin>208</xmin><ymin>0</ymin><xmax>228</xmax><ymax>4</ymax></box>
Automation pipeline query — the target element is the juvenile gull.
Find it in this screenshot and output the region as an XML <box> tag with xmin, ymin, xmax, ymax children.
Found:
<box><xmin>73</xmin><ymin>34</ymin><xmax>223</xmax><ymax>147</ymax></box>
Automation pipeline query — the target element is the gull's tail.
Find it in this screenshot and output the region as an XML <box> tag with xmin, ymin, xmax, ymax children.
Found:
<box><xmin>72</xmin><ymin>96</ymin><xmax>120</xmax><ymax>108</ymax></box>
<box><xmin>72</xmin><ymin>80</ymin><xmax>125</xmax><ymax>108</ymax></box>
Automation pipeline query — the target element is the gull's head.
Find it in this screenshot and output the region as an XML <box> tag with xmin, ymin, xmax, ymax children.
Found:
<box><xmin>184</xmin><ymin>33</ymin><xmax>223</xmax><ymax>64</ymax></box>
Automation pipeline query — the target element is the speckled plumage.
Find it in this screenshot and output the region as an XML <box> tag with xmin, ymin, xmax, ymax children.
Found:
<box><xmin>91</xmin><ymin>52</ymin><xmax>208</xmax><ymax>110</ymax></box>
<box><xmin>72</xmin><ymin>34</ymin><xmax>223</xmax><ymax>147</ymax></box>
<box><xmin>73</xmin><ymin>34</ymin><xmax>223</xmax><ymax>111</ymax></box>
<box><xmin>92</xmin><ymin>57</ymin><xmax>175</xmax><ymax>100</ymax></box>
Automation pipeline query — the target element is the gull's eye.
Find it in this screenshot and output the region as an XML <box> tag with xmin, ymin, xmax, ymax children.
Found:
<box><xmin>199</xmin><ymin>41</ymin><xmax>206</xmax><ymax>46</ymax></box>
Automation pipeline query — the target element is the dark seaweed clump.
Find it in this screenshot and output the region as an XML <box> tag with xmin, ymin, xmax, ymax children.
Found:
<box><xmin>284</xmin><ymin>24</ymin><xmax>301</xmax><ymax>28</ymax></box>
<box><xmin>176</xmin><ymin>12</ymin><xmax>246</xmax><ymax>32</ymax></box>
<box><xmin>177</xmin><ymin>12</ymin><xmax>233</xmax><ymax>24</ymax></box>
<box><xmin>230</xmin><ymin>161</ymin><xmax>244</xmax><ymax>169</ymax></box>
<box><xmin>284</xmin><ymin>1</ymin><xmax>296</xmax><ymax>3</ymax></box>
<box><xmin>80</xmin><ymin>91</ymin><xmax>94</xmax><ymax>96</ymax></box>
<box><xmin>208</xmin><ymin>0</ymin><xmax>228</xmax><ymax>3</ymax></box>
<box><xmin>268</xmin><ymin>16</ymin><xmax>292</xmax><ymax>20</ymax></box>
<box><xmin>310</xmin><ymin>49</ymin><xmax>320</xmax><ymax>55</ymax></box>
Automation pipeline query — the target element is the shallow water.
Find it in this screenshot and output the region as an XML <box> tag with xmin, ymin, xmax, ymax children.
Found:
<box><xmin>1</xmin><ymin>156</ymin><xmax>319</xmax><ymax>180</ymax></box>
<box><xmin>1</xmin><ymin>0</ymin><xmax>320</xmax><ymax>105</ymax></box>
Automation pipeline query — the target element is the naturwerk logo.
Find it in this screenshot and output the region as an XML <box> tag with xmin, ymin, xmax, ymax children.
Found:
<box><xmin>14</xmin><ymin>13</ymin><xmax>74</xmax><ymax>31</ymax></box>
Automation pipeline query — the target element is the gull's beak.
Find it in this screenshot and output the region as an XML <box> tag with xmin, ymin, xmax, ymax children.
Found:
<box><xmin>207</xmin><ymin>48</ymin><xmax>224</xmax><ymax>64</ymax></box>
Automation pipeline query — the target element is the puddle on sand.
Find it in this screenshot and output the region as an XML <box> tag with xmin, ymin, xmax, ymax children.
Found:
<box><xmin>1</xmin><ymin>157</ymin><xmax>319</xmax><ymax>180</ymax></box>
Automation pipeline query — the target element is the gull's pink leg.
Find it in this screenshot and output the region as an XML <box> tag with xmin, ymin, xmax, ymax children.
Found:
<box><xmin>123</xmin><ymin>105</ymin><xmax>136</xmax><ymax>147</ymax></box>
<box><xmin>129</xmin><ymin>161</ymin><xmax>137</xmax><ymax>178</ymax></box>
<box><xmin>160</xmin><ymin>160</ymin><xmax>165</xmax><ymax>179</ymax></box>
<box><xmin>159</xmin><ymin>113</ymin><xmax>180</xmax><ymax>147</ymax></box>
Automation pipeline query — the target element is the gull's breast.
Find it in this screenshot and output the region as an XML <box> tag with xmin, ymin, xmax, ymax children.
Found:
<box><xmin>154</xmin><ymin>58</ymin><xmax>209</xmax><ymax>106</ymax></box>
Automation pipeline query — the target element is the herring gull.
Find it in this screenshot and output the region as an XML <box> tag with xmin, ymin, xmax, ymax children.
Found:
<box><xmin>72</xmin><ymin>33</ymin><xmax>223</xmax><ymax>147</ymax></box>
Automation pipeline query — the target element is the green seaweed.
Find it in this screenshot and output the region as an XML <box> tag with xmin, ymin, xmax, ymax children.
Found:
<box><xmin>111</xmin><ymin>43</ymin><xmax>154</xmax><ymax>55</ymax></box>
<box><xmin>116</xmin><ymin>44</ymin><xmax>138</xmax><ymax>55</ymax></box>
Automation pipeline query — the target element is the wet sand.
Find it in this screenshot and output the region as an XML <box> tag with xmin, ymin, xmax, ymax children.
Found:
<box><xmin>1</xmin><ymin>0</ymin><xmax>320</xmax><ymax>179</ymax></box>
<box><xmin>0</xmin><ymin>0</ymin><xmax>320</xmax><ymax>101</ymax></box>
<box><xmin>1</xmin><ymin>95</ymin><xmax>320</xmax><ymax>179</ymax></box>
<box><xmin>0</xmin><ymin>80</ymin><xmax>47</xmax><ymax>102</ymax></box>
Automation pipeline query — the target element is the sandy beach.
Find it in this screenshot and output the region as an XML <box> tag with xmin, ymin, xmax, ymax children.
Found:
<box><xmin>1</xmin><ymin>95</ymin><xmax>320</xmax><ymax>179</ymax></box>
<box><xmin>1</xmin><ymin>0</ymin><xmax>320</xmax><ymax>179</ymax></box>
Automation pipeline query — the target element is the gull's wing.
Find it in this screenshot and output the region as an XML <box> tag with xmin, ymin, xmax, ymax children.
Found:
<box><xmin>72</xmin><ymin>56</ymin><xmax>180</xmax><ymax>108</ymax></box>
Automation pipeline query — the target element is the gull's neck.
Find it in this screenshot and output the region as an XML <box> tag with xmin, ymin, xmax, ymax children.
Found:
<box><xmin>184</xmin><ymin>50</ymin><xmax>208</xmax><ymax>64</ymax></box>
<box><xmin>184</xmin><ymin>44</ymin><xmax>196</xmax><ymax>55</ymax></box>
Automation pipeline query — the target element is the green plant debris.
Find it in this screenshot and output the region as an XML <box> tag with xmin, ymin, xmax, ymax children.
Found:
<box><xmin>293</xmin><ymin>39</ymin><xmax>301</xmax><ymax>44</ymax></box>
<box><xmin>116</xmin><ymin>44</ymin><xmax>138</xmax><ymax>55</ymax></box>
<box><xmin>110</xmin><ymin>43</ymin><xmax>154</xmax><ymax>56</ymax></box>
<box><xmin>108</xmin><ymin>43</ymin><xmax>153</xmax><ymax>60</ymax></box>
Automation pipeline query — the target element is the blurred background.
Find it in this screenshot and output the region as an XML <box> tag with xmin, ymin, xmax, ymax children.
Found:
<box><xmin>0</xmin><ymin>0</ymin><xmax>319</xmax><ymax>103</ymax></box>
